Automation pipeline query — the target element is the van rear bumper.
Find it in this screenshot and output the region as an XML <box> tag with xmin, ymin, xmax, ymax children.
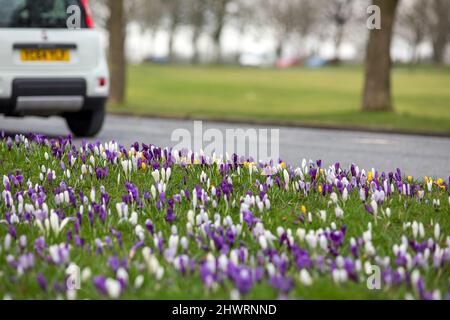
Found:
<box><xmin>0</xmin><ymin>78</ymin><xmax>107</xmax><ymax>115</ymax></box>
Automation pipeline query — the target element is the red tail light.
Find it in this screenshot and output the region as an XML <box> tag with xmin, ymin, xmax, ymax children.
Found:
<box><xmin>98</xmin><ymin>77</ymin><xmax>106</xmax><ymax>87</ymax></box>
<box><xmin>81</xmin><ymin>0</ymin><xmax>94</xmax><ymax>28</ymax></box>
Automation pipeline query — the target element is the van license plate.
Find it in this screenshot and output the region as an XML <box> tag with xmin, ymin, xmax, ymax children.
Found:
<box><xmin>20</xmin><ymin>49</ymin><xmax>70</xmax><ymax>62</ymax></box>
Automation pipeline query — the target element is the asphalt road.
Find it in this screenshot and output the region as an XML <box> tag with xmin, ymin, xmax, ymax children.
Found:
<box><xmin>1</xmin><ymin>114</ymin><xmax>449</xmax><ymax>178</ymax></box>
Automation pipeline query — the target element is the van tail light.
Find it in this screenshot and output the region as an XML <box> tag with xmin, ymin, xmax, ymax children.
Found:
<box><xmin>98</xmin><ymin>77</ymin><xmax>106</xmax><ymax>87</ymax></box>
<box><xmin>81</xmin><ymin>0</ymin><xmax>94</xmax><ymax>28</ymax></box>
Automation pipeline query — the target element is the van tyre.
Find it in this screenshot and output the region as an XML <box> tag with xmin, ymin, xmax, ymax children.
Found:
<box><xmin>65</xmin><ymin>103</ymin><xmax>105</xmax><ymax>137</ymax></box>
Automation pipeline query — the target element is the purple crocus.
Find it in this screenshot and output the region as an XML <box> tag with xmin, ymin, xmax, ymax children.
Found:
<box><xmin>36</xmin><ymin>273</ymin><xmax>47</xmax><ymax>292</ymax></box>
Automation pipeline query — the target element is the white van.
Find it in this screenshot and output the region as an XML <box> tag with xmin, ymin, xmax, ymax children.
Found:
<box><xmin>0</xmin><ymin>0</ymin><xmax>109</xmax><ymax>136</ymax></box>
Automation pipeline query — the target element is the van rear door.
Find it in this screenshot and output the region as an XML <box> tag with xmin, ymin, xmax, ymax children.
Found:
<box><xmin>0</xmin><ymin>0</ymin><xmax>101</xmax><ymax>71</ymax></box>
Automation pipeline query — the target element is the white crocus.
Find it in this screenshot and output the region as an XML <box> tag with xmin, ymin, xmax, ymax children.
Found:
<box><xmin>335</xmin><ymin>206</ymin><xmax>344</xmax><ymax>219</ymax></box>
<box><xmin>359</xmin><ymin>188</ymin><xmax>366</xmax><ymax>201</ymax></box>
<box><xmin>319</xmin><ymin>210</ymin><xmax>327</xmax><ymax>222</ymax></box>
<box><xmin>283</xmin><ymin>169</ymin><xmax>290</xmax><ymax>185</ymax></box>
<box><xmin>90</xmin><ymin>188</ymin><xmax>96</xmax><ymax>202</ymax></box>
<box><xmin>332</xmin><ymin>269</ymin><xmax>348</xmax><ymax>283</ymax></box>
<box><xmin>258</xmin><ymin>235</ymin><xmax>268</xmax><ymax>250</ymax></box>
<box><xmin>134</xmin><ymin>275</ymin><xmax>145</xmax><ymax>289</ymax></box>
<box><xmin>299</xmin><ymin>269</ymin><xmax>313</xmax><ymax>286</ymax></box>
<box><xmin>142</xmin><ymin>247</ymin><xmax>165</xmax><ymax>280</ymax></box>
<box><xmin>342</xmin><ymin>188</ymin><xmax>348</xmax><ymax>202</ymax></box>
<box><xmin>48</xmin><ymin>211</ymin><xmax>71</xmax><ymax>236</ymax></box>
<box><xmin>165</xmin><ymin>167</ymin><xmax>171</xmax><ymax>181</ymax></box>
<box><xmin>434</xmin><ymin>223</ymin><xmax>441</xmax><ymax>241</ymax></box>
<box><xmin>81</xmin><ymin>268</ymin><xmax>92</xmax><ymax>282</ymax></box>
<box><xmin>427</xmin><ymin>180</ymin><xmax>432</xmax><ymax>192</ymax></box>
<box><xmin>330</xmin><ymin>192</ymin><xmax>338</xmax><ymax>204</ymax></box>
<box><xmin>305</xmin><ymin>232</ymin><xmax>317</xmax><ymax>249</ymax></box>
<box><xmin>319</xmin><ymin>235</ymin><xmax>328</xmax><ymax>251</ymax></box>
<box><xmin>412</xmin><ymin>221</ymin><xmax>419</xmax><ymax>239</ymax></box>
<box><xmin>370</xmin><ymin>200</ymin><xmax>378</xmax><ymax>217</ymax></box>
<box><xmin>105</xmin><ymin>278</ymin><xmax>121</xmax><ymax>299</ymax></box>
<box><xmin>117</xmin><ymin>268</ymin><xmax>129</xmax><ymax>283</ymax></box>
<box><xmin>150</xmin><ymin>185</ymin><xmax>156</xmax><ymax>199</ymax></box>
<box><xmin>4</xmin><ymin>234</ymin><xmax>12</xmax><ymax>251</ymax></box>
<box><xmin>297</xmin><ymin>228</ymin><xmax>306</xmax><ymax>242</ymax></box>
<box><xmin>129</xmin><ymin>211</ymin><xmax>138</xmax><ymax>226</ymax></box>
<box><xmin>364</xmin><ymin>241</ymin><xmax>376</xmax><ymax>256</ymax></box>
<box><xmin>419</xmin><ymin>222</ymin><xmax>425</xmax><ymax>239</ymax></box>
<box><xmin>152</xmin><ymin>170</ymin><xmax>160</xmax><ymax>183</ymax></box>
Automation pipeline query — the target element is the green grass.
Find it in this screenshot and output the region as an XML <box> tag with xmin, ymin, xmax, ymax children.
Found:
<box><xmin>110</xmin><ymin>64</ymin><xmax>450</xmax><ymax>134</ymax></box>
<box><xmin>0</xmin><ymin>136</ymin><xmax>450</xmax><ymax>300</ymax></box>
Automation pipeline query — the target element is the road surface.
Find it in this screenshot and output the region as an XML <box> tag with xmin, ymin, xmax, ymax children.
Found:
<box><xmin>1</xmin><ymin>114</ymin><xmax>449</xmax><ymax>178</ymax></box>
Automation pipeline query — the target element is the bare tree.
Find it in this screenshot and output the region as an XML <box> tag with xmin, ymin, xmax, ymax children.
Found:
<box><xmin>396</xmin><ymin>0</ymin><xmax>428</xmax><ymax>63</ymax></box>
<box><xmin>325</xmin><ymin>0</ymin><xmax>356</xmax><ymax>62</ymax></box>
<box><xmin>209</xmin><ymin>0</ymin><xmax>231</xmax><ymax>64</ymax></box>
<box><xmin>163</xmin><ymin>0</ymin><xmax>183</xmax><ymax>62</ymax></box>
<box><xmin>132</xmin><ymin>0</ymin><xmax>165</xmax><ymax>56</ymax></box>
<box><xmin>362</xmin><ymin>0</ymin><xmax>400</xmax><ymax>112</ymax></box>
<box><xmin>428</xmin><ymin>0</ymin><xmax>450</xmax><ymax>65</ymax></box>
<box><xmin>107</xmin><ymin>0</ymin><xmax>126</xmax><ymax>105</ymax></box>
<box><xmin>227</xmin><ymin>0</ymin><xmax>258</xmax><ymax>61</ymax></box>
<box><xmin>266</xmin><ymin>0</ymin><xmax>320</xmax><ymax>59</ymax></box>
<box><xmin>292</xmin><ymin>0</ymin><xmax>321</xmax><ymax>57</ymax></box>
<box><xmin>187</xmin><ymin>0</ymin><xmax>207</xmax><ymax>64</ymax></box>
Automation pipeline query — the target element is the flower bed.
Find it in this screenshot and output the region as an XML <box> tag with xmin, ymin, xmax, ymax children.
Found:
<box><xmin>0</xmin><ymin>133</ymin><xmax>449</xmax><ymax>300</ymax></box>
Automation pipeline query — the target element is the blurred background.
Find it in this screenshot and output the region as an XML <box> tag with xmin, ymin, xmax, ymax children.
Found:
<box><xmin>89</xmin><ymin>0</ymin><xmax>450</xmax><ymax>133</ymax></box>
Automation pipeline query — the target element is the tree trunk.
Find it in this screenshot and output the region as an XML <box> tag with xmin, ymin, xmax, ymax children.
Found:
<box><xmin>212</xmin><ymin>25</ymin><xmax>224</xmax><ymax>64</ymax></box>
<box><xmin>190</xmin><ymin>2</ymin><xmax>204</xmax><ymax>65</ymax></box>
<box><xmin>191</xmin><ymin>26</ymin><xmax>201</xmax><ymax>64</ymax></box>
<box><xmin>167</xmin><ymin>5</ymin><xmax>180</xmax><ymax>63</ymax></box>
<box><xmin>212</xmin><ymin>0</ymin><xmax>229</xmax><ymax>64</ymax></box>
<box><xmin>276</xmin><ymin>42</ymin><xmax>283</xmax><ymax>60</ymax></box>
<box><xmin>432</xmin><ymin>37</ymin><xmax>447</xmax><ymax>66</ymax></box>
<box><xmin>148</xmin><ymin>29</ymin><xmax>156</xmax><ymax>58</ymax></box>
<box><xmin>167</xmin><ymin>25</ymin><xmax>176</xmax><ymax>63</ymax></box>
<box><xmin>412</xmin><ymin>41</ymin><xmax>420</xmax><ymax>64</ymax></box>
<box><xmin>431</xmin><ymin>0</ymin><xmax>450</xmax><ymax>66</ymax></box>
<box><xmin>362</xmin><ymin>0</ymin><xmax>399</xmax><ymax>112</ymax></box>
<box><xmin>333</xmin><ymin>25</ymin><xmax>345</xmax><ymax>62</ymax></box>
<box><xmin>107</xmin><ymin>0</ymin><xmax>126</xmax><ymax>105</ymax></box>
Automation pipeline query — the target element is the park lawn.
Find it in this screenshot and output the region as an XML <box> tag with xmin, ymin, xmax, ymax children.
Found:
<box><xmin>110</xmin><ymin>64</ymin><xmax>450</xmax><ymax>134</ymax></box>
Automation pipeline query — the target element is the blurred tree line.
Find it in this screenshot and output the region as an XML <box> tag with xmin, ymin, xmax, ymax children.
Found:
<box><xmin>93</xmin><ymin>0</ymin><xmax>449</xmax><ymax>112</ymax></box>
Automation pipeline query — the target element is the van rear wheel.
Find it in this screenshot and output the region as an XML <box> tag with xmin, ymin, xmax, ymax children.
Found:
<box><xmin>65</xmin><ymin>102</ymin><xmax>105</xmax><ymax>137</ymax></box>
